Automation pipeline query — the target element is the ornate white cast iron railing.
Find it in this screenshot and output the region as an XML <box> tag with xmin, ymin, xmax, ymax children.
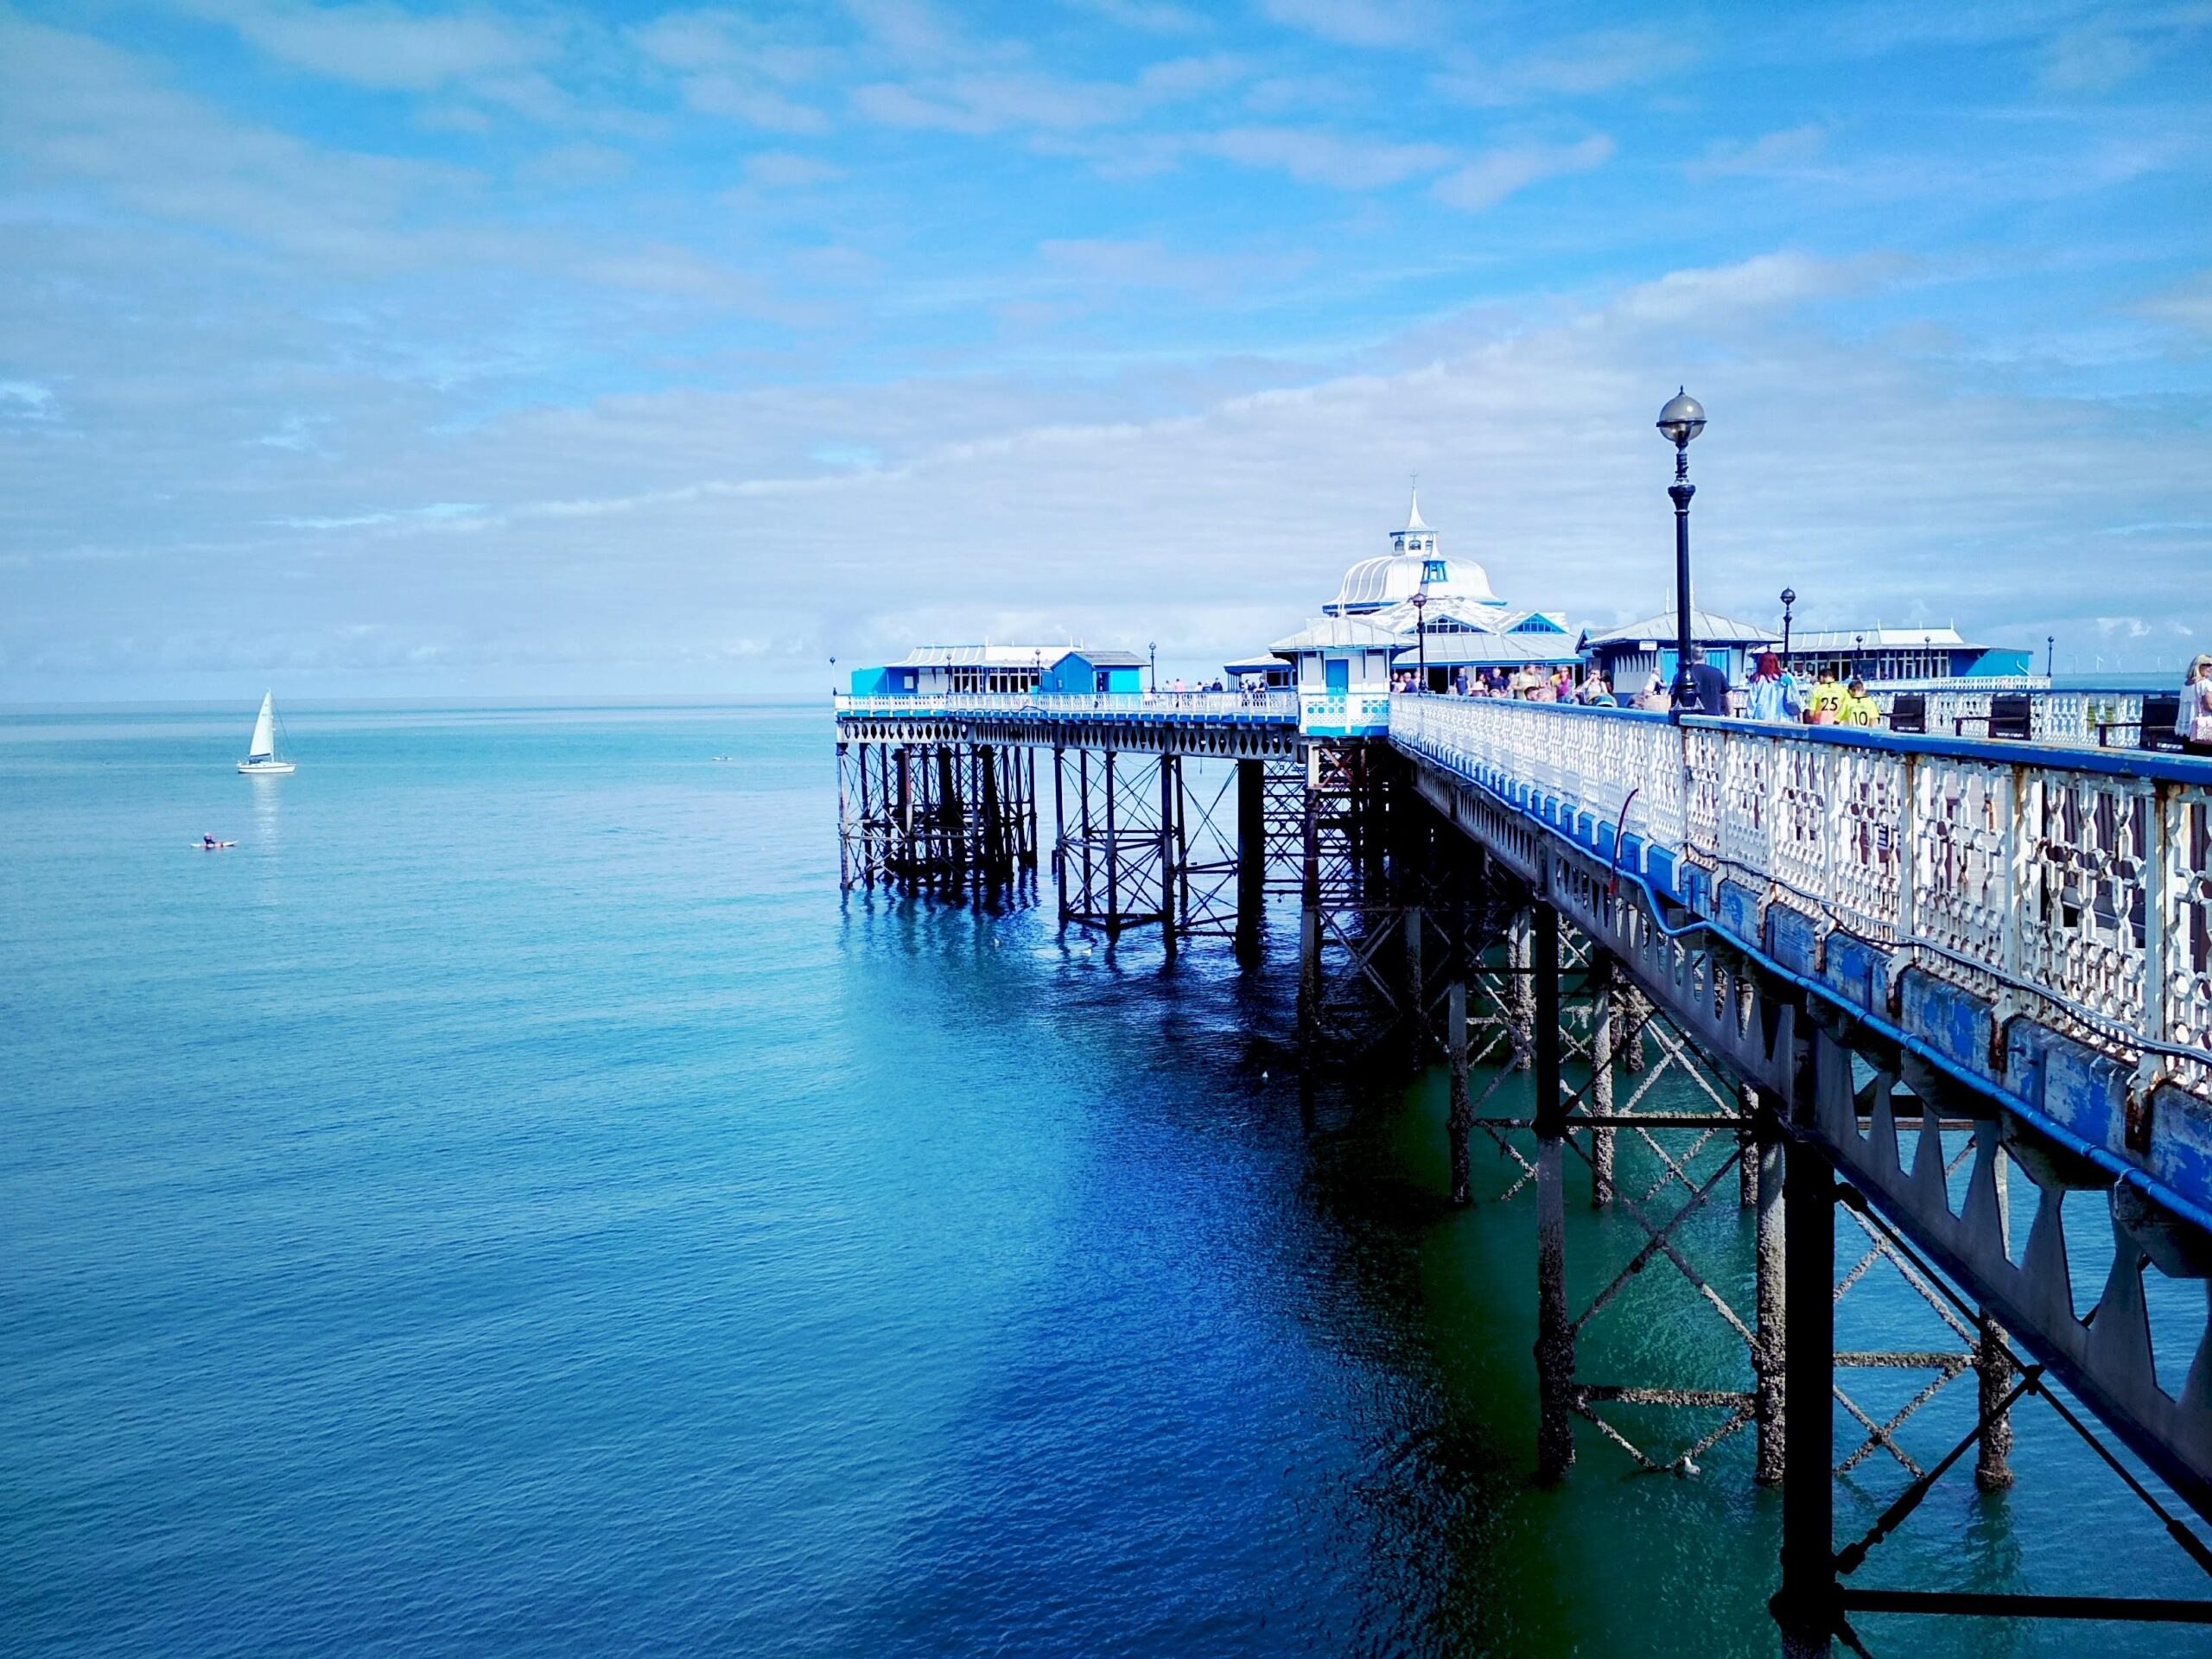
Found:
<box><xmin>1885</xmin><ymin>687</ymin><xmax>2157</xmax><ymax>750</ymax></box>
<box><xmin>834</xmin><ymin>690</ymin><xmax>1298</xmax><ymax>721</ymax></box>
<box><xmin>1389</xmin><ymin>694</ymin><xmax>2212</xmax><ymax>1084</ymax></box>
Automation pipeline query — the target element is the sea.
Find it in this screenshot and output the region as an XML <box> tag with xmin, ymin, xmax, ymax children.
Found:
<box><xmin>3</xmin><ymin>701</ymin><xmax>2204</xmax><ymax>1657</ymax></box>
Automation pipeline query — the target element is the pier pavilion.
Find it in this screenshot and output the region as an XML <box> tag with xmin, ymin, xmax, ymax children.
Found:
<box><xmin>833</xmin><ymin>481</ymin><xmax>2212</xmax><ymax>1650</ymax></box>
<box><xmin>1781</xmin><ymin>625</ymin><xmax>2035</xmax><ymax>688</ymax></box>
<box><xmin>1580</xmin><ymin>606</ymin><xmax>1778</xmax><ymax>692</ymax></box>
<box><xmin>849</xmin><ymin>643</ymin><xmax>1146</xmax><ymax>698</ymax></box>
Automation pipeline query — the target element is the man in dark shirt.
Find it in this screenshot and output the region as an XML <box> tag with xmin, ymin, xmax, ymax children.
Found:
<box><xmin>1675</xmin><ymin>648</ymin><xmax>1731</xmax><ymax>716</ymax></box>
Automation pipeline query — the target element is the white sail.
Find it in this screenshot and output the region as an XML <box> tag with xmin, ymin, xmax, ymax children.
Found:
<box><xmin>247</xmin><ymin>692</ymin><xmax>278</xmax><ymax>761</ymax></box>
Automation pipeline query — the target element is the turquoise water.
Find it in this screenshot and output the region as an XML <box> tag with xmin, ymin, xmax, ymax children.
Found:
<box><xmin>3</xmin><ymin>703</ymin><xmax>2204</xmax><ymax>1656</ymax></box>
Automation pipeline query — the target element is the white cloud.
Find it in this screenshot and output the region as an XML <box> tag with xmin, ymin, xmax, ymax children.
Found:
<box><xmin>683</xmin><ymin>75</ymin><xmax>832</xmax><ymax>131</ymax></box>
<box><xmin>2139</xmin><ymin>274</ymin><xmax>2212</xmax><ymax>338</ymax></box>
<box><xmin>185</xmin><ymin>0</ymin><xmax>549</xmax><ymax>92</ymax></box>
<box><xmin>1690</xmin><ymin>124</ymin><xmax>1827</xmax><ymax>178</ymax></box>
<box><xmin>0</xmin><ymin>379</ymin><xmax>59</xmax><ymax>419</ymax></box>
<box><xmin>1433</xmin><ymin>135</ymin><xmax>1612</xmax><ymax>212</ymax></box>
<box><xmin>2043</xmin><ymin>28</ymin><xmax>2149</xmax><ymax>93</ymax></box>
<box><xmin>1259</xmin><ymin>0</ymin><xmax>1433</xmax><ymax>49</ymax></box>
<box><xmin>852</xmin><ymin>55</ymin><xmax>1245</xmax><ymax>136</ymax></box>
<box><xmin>1433</xmin><ymin>28</ymin><xmax>1695</xmax><ymax>105</ymax></box>
<box><xmin>1058</xmin><ymin>0</ymin><xmax>1206</xmax><ymax>32</ymax></box>
<box><xmin>1198</xmin><ymin>126</ymin><xmax>1453</xmax><ymax>188</ymax></box>
<box><xmin>15</xmin><ymin>251</ymin><xmax>2205</xmax><ymax>694</ymax></box>
<box><xmin>742</xmin><ymin>150</ymin><xmax>847</xmax><ymax>189</ymax></box>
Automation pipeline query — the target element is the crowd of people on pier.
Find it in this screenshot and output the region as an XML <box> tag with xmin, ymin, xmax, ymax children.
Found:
<box><xmin>1378</xmin><ymin>651</ymin><xmax>2212</xmax><ymax>753</ymax></box>
<box><xmin>1386</xmin><ymin>652</ymin><xmax>1885</xmax><ymax>725</ymax></box>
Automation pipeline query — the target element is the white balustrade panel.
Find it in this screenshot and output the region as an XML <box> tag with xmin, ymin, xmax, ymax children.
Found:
<box><xmin>1910</xmin><ymin>758</ymin><xmax>2014</xmax><ymax>992</ymax></box>
<box><xmin>2018</xmin><ymin>773</ymin><xmax>2156</xmax><ymax>1033</ymax></box>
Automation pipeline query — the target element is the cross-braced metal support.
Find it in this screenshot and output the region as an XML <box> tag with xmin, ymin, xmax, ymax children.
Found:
<box><xmin>838</xmin><ymin>738</ymin><xmax>1037</xmax><ymax>891</ymax></box>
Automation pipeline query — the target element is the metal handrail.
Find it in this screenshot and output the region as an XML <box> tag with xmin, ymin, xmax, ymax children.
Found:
<box><xmin>834</xmin><ymin>690</ymin><xmax>1299</xmax><ymax>719</ymax></box>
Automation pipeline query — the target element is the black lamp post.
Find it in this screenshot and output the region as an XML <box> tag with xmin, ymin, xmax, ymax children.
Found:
<box><xmin>1853</xmin><ymin>632</ymin><xmax>1865</xmax><ymax>676</ymax></box>
<box><xmin>1411</xmin><ymin>589</ymin><xmax>1428</xmax><ymax>691</ymax></box>
<box><xmin>1780</xmin><ymin>588</ymin><xmax>1796</xmax><ymax>662</ymax></box>
<box><xmin>2046</xmin><ymin>634</ymin><xmax>2056</xmax><ymax>677</ymax></box>
<box><xmin>1147</xmin><ymin>640</ymin><xmax>1157</xmax><ymax>694</ymax></box>
<box><xmin>1656</xmin><ymin>388</ymin><xmax>1707</xmax><ymax>709</ymax></box>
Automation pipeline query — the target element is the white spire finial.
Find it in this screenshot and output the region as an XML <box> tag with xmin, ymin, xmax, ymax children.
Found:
<box><xmin>1405</xmin><ymin>476</ymin><xmax>1429</xmax><ymax>533</ymax></box>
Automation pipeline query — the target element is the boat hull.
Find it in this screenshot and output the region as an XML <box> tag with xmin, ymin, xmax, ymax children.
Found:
<box><xmin>238</xmin><ymin>760</ymin><xmax>296</xmax><ymax>775</ymax></box>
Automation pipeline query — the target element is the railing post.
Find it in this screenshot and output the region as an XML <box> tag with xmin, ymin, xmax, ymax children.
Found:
<box><xmin>2146</xmin><ymin>779</ymin><xmax>2172</xmax><ymax>1051</ymax></box>
<box><xmin>1896</xmin><ymin>751</ymin><xmax>1917</xmax><ymax>954</ymax></box>
<box><xmin>2001</xmin><ymin>764</ymin><xmax>2030</xmax><ymax>996</ymax></box>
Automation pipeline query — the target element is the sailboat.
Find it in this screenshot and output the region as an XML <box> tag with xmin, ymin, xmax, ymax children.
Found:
<box><xmin>238</xmin><ymin>691</ymin><xmax>296</xmax><ymax>775</ymax></box>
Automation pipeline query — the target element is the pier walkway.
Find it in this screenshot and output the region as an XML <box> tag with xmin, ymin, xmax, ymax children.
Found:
<box><xmin>834</xmin><ymin>683</ymin><xmax>2212</xmax><ymax>1652</ymax></box>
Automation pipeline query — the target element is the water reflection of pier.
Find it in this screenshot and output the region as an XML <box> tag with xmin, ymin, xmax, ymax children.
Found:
<box><xmin>834</xmin><ymin>685</ymin><xmax>2212</xmax><ymax>1654</ymax></box>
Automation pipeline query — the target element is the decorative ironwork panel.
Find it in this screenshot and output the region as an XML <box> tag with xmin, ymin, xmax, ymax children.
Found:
<box><xmin>2018</xmin><ymin>772</ymin><xmax>2154</xmax><ymax>1032</ymax></box>
<box><xmin>1827</xmin><ymin>746</ymin><xmax>1906</xmax><ymax>942</ymax></box>
<box><xmin>1911</xmin><ymin>758</ymin><xmax>2014</xmax><ymax>991</ymax></box>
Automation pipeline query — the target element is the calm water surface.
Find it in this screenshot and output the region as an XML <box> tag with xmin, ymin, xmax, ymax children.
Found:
<box><xmin>2</xmin><ymin>703</ymin><xmax>2201</xmax><ymax>1656</ymax></box>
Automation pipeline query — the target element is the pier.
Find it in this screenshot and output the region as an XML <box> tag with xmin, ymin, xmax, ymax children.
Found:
<box><xmin>836</xmin><ymin>678</ymin><xmax>2212</xmax><ymax>1653</ymax></box>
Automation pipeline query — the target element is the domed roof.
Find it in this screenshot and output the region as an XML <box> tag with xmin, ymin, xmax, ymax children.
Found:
<box><xmin>1325</xmin><ymin>486</ymin><xmax>1502</xmax><ymax>615</ymax></box>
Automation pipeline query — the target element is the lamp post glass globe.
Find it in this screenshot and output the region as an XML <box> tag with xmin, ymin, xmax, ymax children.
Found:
<box><xmin>1656</xmin><ymin>389</ymin><xmax>1707</xmax><ymax>446</ymax></box>
<box><xmin>1657</xmin><ymin>389</ymin><xmax>1707</xmax><ymax>709</ymax></box>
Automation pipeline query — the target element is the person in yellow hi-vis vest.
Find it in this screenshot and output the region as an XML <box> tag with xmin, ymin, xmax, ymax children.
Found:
<box><xmin>1805</xmin><ymin>669</ymin><xmax>1846</xmax><ymax>724</ymax></box>
<box><xmin>1836</xmin><ymin>676</ymin><xmax>1881</xmax><ymax>728</ymax></box>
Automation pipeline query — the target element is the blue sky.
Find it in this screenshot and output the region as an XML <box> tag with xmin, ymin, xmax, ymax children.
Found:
<box><xmin>1</xmin><ymin>0</ymin><xmax>2207</xmax><ymax>697</ymax></box>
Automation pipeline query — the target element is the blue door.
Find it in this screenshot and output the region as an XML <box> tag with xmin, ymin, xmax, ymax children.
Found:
<box><xmin>1324</xmin><ymin>658</ymin><xmax>1349</xmax><ymax>693</ymax></box>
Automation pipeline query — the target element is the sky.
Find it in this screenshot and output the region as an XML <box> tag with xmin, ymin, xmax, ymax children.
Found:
<box><xmin>1</xmin><ymin>0</ymin><xmax>2208</xmax><ymax>699</ymax></box>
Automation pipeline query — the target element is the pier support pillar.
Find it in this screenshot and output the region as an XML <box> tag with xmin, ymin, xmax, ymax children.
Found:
<box><xmin>1509</xmin><ymin>910</ymin><xmax>1535</xmax><ymax>1064</ymax></box>
<box><xmin>1753</xmin><ymin>1086</ymin><xmax>1788</xmax><ymax>1486</ymax></box>
<box><xmin>1235</xmin><ymin>759</ymin><xmax>1266</xmax><ymax>963</ymax></box>
<box><xmin>1776</xmin><ymin>1034</ymin><xmax>1838</xmax><ymax>1658</ymax></box>
<box><xmin>1298</xmin><ymin>779</ymin><xmax>1320</xmax><ymax>1060</ymax></box>
<box><xmin>979</xmin><ymin>745</ymin><xmax>1006</xmax><ymax>880</ymax></box>
<box><xmin>1103</xmin><ymin>751</ymin><xmax>1121</xmax><ymax>938</ymax></box>
<box><xmin>938</xmin><ymin>747</ymin><xmax>964</xmax><ymax>882</ymax></box>
<box><xmin>1740</xmin><ymin>1084</ymin><xmax>1762</xmax><ymax>1211</ymax></box>
<box><xmin>1447</xmin><ymin>980</ymin><xmax>1472</xmax><ymax>1206</ymax></box>
<box><xmin>896</xmin><ymin>745</ymin><xmax>914</xmax><ymax>874</ymax></box>
<box><xmin>1975</xmin><ymin>1308</ymin><xmax>2017</xmax><ymax>1491</ymax></box>
<box><xmin>1160</xmin><ymin>753</ymin><xmax>1179</xmax><ymax>958</ymax></box>
<box><xmin>1532</xmin><ymin>901</ymin><xmax>1574</xmax><ymax>1483</ymax></box>
<box><xmin>1052</xmin><ymin>748</ymin><xmax>1069</xmax><ymax>922</ymax></box>
<box><xmin>1023</xmin><ymin>750</ymin><xmax>1039</xmax><ymax>869</ymax></box>
<box><xmin>1403</xmin><ymin>906</ymin><xmax>1424</xmax><ymax>1064</ymax></box>
<box><xmin>1618</xmin><ymin>982</ymin><xmax>1647</xmax><ymax>1073</ymax></box>
<box><xmin>1588</xmin><ymin>949</ymin><xmax>1616</xmax><ymax>1207</ymax></box>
